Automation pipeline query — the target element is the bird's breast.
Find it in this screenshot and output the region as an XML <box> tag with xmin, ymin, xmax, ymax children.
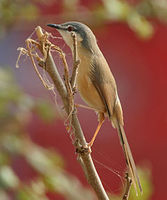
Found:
<box><xmin>76</xmin><ymin>53</ymin><xmax>105</xmax><ymax>112</ymax></box>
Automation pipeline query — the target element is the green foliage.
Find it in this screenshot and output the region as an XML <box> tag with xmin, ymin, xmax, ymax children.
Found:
<box><xmin>129</xmin><ymin>168</ymin><xmax>153</xmax><ymax>200</ymax></box>
<box><xmin>62</xmin><ymin>0</ymin><xmax>167</xmax><ymax>39</ymax></box>
<box><xmin>95</xmin><ymin>0</ymin><xmax>153</xmax><ymax>39</ymax></box>
<box><xmin>16</xmin><ymin>180</ymin><xmax>49</xmax><ymax>200</ymax></box>
<box><xmin>0</xmin><ymin>166</ymin><xmax>19</xmax><ymax>189</ymax></box>
<box><xmin>0</xmin><ymin>0</ymin><xmax>39</xmax><ymax>37</ymax></box>
<box><xmin>1</xmin><ymin>0</ymin><xmax>167</xmax><ymax>39</ymax></box>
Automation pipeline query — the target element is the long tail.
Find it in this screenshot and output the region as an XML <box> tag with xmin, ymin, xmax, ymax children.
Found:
<box><xmin>115</xmin><ymin>120</ymin><xmax>143</xmax><ymax>195</ymax></box>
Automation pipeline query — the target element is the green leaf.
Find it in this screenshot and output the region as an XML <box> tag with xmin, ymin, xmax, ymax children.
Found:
<box><xmin>0</xmin><ymin>166</ymin><xmax>19</xmax><ymax>189</ymax></box>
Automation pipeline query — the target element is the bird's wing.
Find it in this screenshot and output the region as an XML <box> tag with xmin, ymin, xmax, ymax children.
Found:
<box><xmin>89</xmin><ymin>55</ymin><xmax>117</xmax><ymax>118</ymax></box>
<box><xmin>90</xmin><ymin>55</ymin><xmax>142</xmax><ymax>194</ymax></box>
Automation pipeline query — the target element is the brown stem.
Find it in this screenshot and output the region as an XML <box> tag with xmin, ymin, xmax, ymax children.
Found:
<box><xmin>122</xmin><ymin>172</ymin><xmax>132</xmax><ymax>200</ymax></box>
<box><xmin>70</xmin><ymin>32</ymin><xmax>80</xmax><ymax>89</ymax></box>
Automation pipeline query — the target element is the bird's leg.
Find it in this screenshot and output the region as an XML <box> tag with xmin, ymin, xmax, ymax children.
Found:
<box><xmin>88</xmin><ymin>113</ymin><xmax>105</xmax><ymax>147</ymax></box>
<box><xmin>75</xmin><ymin>103</ymin><xmax>96</xmax><ymax>111</ymax></box>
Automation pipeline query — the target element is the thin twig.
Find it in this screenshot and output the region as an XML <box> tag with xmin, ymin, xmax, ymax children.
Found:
<box><xmin>51</xmin><ymin>44</ymin><xmax>74</xmax><ymax>132</ymax></box>
<box><xmin>70</xmin><ymin>32</ymin><xmax>80</xmax><ymax>89</ymax></box>
<box><xmin>122</xmin><ymin>172</ymin><xmax>132</xmax><ymax>200</ymax></box>
<box><xmin>25</xmin><ymin>39</ymin><xmax>53</xmax><ymax>90</ymax></box>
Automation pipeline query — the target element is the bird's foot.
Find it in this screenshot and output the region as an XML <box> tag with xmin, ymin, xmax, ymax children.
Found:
<box><xmin>76</xmin><ymin>145</ymin><xmax>91</xmax><ymax>154</ymax></box>
<box><xmin>75</xmin><ymin>139</ymin><xmax>92</xmax><ymax>154</ymax></box>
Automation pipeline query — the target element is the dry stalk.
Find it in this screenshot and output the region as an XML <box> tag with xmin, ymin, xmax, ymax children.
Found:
<box><xmin>25</xmin><ymin>39</ymin><xmax>54</xmax><ymax>90</ymax></box>
<box><xmin>122</xmin><ymin>172</ymin><xmax>132</xmax><ymax>200</ymax></box>
<box><xmin>70</xmin><ymin>31</ymin><xmax>80</xmax><ymax>90</ymax></box>
<box><xmin>50</xmin><ymin>44</ymin><xmax>74</xmax><ymax>131</ymax></box>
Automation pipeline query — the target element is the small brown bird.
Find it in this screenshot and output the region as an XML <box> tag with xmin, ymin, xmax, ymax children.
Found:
<box><xmin>47</xmin><ymin>21</ymin><xmax>142</xmax><ymax>194</ymax></box>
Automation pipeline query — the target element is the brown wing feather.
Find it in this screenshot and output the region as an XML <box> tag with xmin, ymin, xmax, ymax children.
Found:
<box><xmin>90</xmin><ymin>55</ymin><xmax>117</xmax><ymax>118</ymax></box>
<box><xmin>90</xmin><ymin>55</ymin><xmax>142</xmax><ymax>194</ymax></box>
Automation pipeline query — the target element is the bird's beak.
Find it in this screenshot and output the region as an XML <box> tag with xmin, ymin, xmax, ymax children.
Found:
<box><xmin>47</xmin><ymin>24</ymin><xmax>63</xmax><ymax>30</ymax></box>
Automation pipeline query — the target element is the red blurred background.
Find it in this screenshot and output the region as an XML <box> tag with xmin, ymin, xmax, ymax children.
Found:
<box><xmin>1</xmin><ymin>0</ymin><xmax>167</xmax><ymax>199</ymax></box>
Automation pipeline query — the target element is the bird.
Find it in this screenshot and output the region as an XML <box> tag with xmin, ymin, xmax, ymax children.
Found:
<box><xmin>47</xmin><ymin>21</ymin><xmax>142</xmax><ymax>194</ymax></box>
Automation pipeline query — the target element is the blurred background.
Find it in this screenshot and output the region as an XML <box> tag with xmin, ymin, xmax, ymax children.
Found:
<box><xmin>0</xmin><ymin>0</ymin><xmax>167</xmax><ymax>199</ymax></box>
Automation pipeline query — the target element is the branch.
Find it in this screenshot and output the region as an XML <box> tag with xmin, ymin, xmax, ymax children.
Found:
<box><xmin>34</xmin><ymin>26</ymin><xmax>110</xmax><ymax>200</ymax></box>
<box><xmin>122</xmin><ymin>172</ymin><xmax>132</xmax><ymax>200</ymax></box>
<box><xmin>70</xmin><ymin>31</ymin><xmax>80</xmax><ymax>90</ymax></box>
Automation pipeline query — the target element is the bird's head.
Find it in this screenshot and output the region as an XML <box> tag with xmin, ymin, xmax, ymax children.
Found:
<box><xmin>47</xmin><ymin>21</ymin><xmax>97</xmax><ymax>52</ymax></box>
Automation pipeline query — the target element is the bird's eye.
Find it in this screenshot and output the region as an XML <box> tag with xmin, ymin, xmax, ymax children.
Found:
<box><xmin>67</xmin><ymin>26</ymin><xmax>74</xmax><ymax>32</ymax></box>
